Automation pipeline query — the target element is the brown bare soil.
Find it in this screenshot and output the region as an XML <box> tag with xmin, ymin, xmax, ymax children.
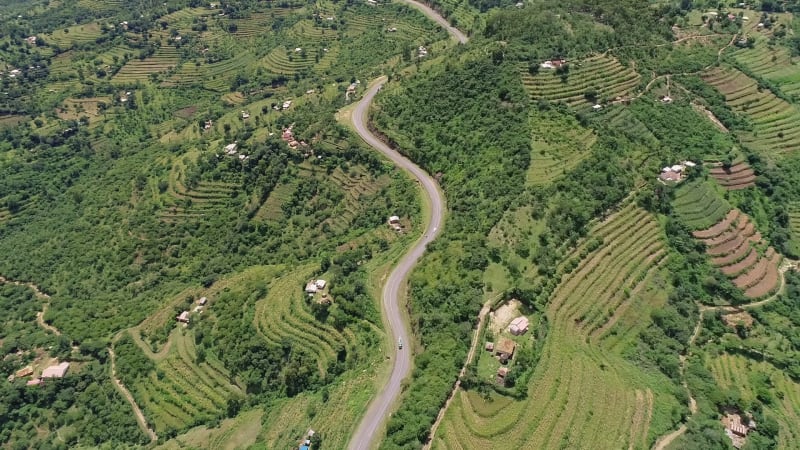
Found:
<box><xmin>693</xmin><ymin>209</ymin><xmax>739</xmax><ymax>239</ymax></box>
<box><xmin>745</xmin><ymin>252</ymin><xmax>781</xmax><ymax>298</ymax></box>
<box><xmin>721</xmin><ymin>311</ymin><xmax>754</xmax><ymax>328</ymax></box>
<box><xmin>711</xmin><ymin>239</ymin><xmax>752</xmax><ymax>266</ymax></box>
<box><xmin>733</xmin><ymin>255</ymin><xmax>769</xmax><ymax>289</ymax></box>
<box><xmin>709</xmin><ymin>162</ymin><xmax>756</xmax><ymax>191</ymax></box>
<box><xmin>721</xmin><ymin>247</ymin><xmax>758</xmax><ymax>276</ymax></box>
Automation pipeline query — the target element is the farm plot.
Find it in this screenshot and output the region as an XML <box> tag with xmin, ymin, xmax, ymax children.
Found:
<box><xmin>527</xmin><ymin>110</ymin><xmax>597</xmax><ymax>184</ymax></box>
<box><xmin>708</xmin><ymin>161</ymin><xmax>756</xmax><ymax>190</ymax></box>
<box><xmin>56</xmin><ymin>97</ymin><xmax>110</xmax><ymax>124</ymax></box>
<box><xmin>691</xmin><ymin>208</ymin><xmax>782</xmax><ymax>299</ymax></box>
<box><xmin>323</xmin><ymin>167</ymin><xmax>391</xmax><ymax>234</ymax></box>
<box><xmin>113</xmin><ymin>46</ymin><xmax>181</xmax><ymax>84</ymax></box>
<box><xmin>520</xmin><ymin>56</ymin><xmax>641</xmax><ymax>107</ymax></box>
<box><xmin>708</xmin><ymin>353</ymin><xmax>800</xmax><ymax>449</ymax></box>
<box><xmin>436</xmin><ymin>203</ymin><xmax>679</xmax><ymax>450</ymax></box>
<box><xmin>733</xmin><ymin>39</ymin><xmax>800</xmax><ymax>99</ymax></box>
<box><xmin>159</xmin><ymin>157</ymin><xmax>239</xmax><ymax>223</ymax></box>
<box><xmin>166</xmin><ymin>52</ymin><xmax>255</xmax><ymax>91</ymax></box>
<box><xmin>156</xmin><ymin>408</ymin><xmax>263</xmax><ymax>450</ymax></box>
<box><xmin>44</xmin><ymin>22</ymin><xmax>103</xmax><ymax>48</ymax></box>
<box><xmin>253</xmin><ymin>265</ymin><xmax>357</xmax><ymax>378</ymax></box>
<box><xmin>133</xmin><ymin>331</ymin><xmax>242</xmax><ymax>435</ymax></box>
<box><xmin>702</xmin><ymin>66</ymin><xmax>800</xmax><ymax>158</ymax></box>
<box><xmin>672</xmin><ymin>179</ymin><xmax>732</xmax><ymax>230</ymax></box>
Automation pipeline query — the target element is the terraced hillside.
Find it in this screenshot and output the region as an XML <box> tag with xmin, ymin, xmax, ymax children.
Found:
<box><xmin>520</xmin><ymin>56</ymin><xmax>641</xmax><ymax>107</ymax></box>
<box><xmin>165</xmin><ymin>52</ymin><xmax>255</xmax><ymax>91</ymax></box>
<box><xmin>709</xmin><ymin>353</ymin><xmax>800</xmax><ymax>449</ymax></box>
<box><xmin>435</xmin><ymin>203</ymin><xmax>679</xmax><ymax>450</ymax></box>
<box><xmin>132</xmin><ymin>331</ymin><xmax>242</xmax><ymax>434</ymax></box>
<box><xmin>673</xmin><ymin>179</ymin><xmax>732</xmax><ymax>230</ymax></box>
<box><xmin>44</xmin><ymin>22</ymin><xmax>103</xmax><ymax>48</ymax></box>
<box><xmin>159</xmin><ymin>157</ymin><xmax>239</xmax><ymax>223</ymax></box>
<box><xmin>733</xmin><ymin>38</ymin><xmax>800</xmax><ymax>99</ymax></box>
<box><xmin>253</xmin><ymin>266</ymin><xmax>359</xmax><ymax>377</ymax></box>
<box><xmin>527</xmin><ymin>111</ymin><xmax>597</xmax><ymax>184</ymax></box>
<box><xmin>702</xmin><ymin>66</ymin><xmax>800</xmax><ymax>157</ymax></box>
<box><xmin>708</xmin><ymin>161</ymin><xmax>756</xmax><ymax>190</ymax></box>
<box><xmin>692</xmin><ymin>209</ymin><xmax>781</xmax><ymax>299</ymax></box>
<box><xmin>113</xmin><ymin>46</ymin><xmax>181</xmax><ymax>84</ymax></box>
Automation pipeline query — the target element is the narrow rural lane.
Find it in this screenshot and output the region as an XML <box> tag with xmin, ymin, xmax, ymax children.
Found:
<box><xmin>347</xmin><ymin>78</ymin><xmax>446</xmax><ymax>450</ymax></box>
<box><xmin>109</xmin><ymin>345</ymin><xmax>158</xmax><ymax>443</ymax></box>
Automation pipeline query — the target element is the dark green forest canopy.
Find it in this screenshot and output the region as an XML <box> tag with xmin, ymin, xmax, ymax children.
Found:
<box><xmin>484</xmin><ymin>0</ymin><xmax>675</xmax><ymax>60</ymax></box>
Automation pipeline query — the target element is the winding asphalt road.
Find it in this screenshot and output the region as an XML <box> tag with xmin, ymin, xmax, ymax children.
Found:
<box><xmin>346</xmin><ymin>6</ymin><xmax>465</xmax><ymax>448</ymax></box>
<box><xmin>347</xmin><ymin>78</ymin><xmax>446</xmax><ymax>450</ymax></box>
<box><xmin>396</xmin><ymin>0</ymin><xmax>468</xmax><ymax>44</ymax></box>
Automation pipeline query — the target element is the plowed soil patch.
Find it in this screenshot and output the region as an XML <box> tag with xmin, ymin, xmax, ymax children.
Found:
<box><xmin>693</xmin><ymin>209</ymin><xmax>739</xmax><ymax>239</ymax></box>
<box><xmin>733</xmin><ymin>255</ymin><xmax>768</xmax><ymax>289</ymax></box>
<box><xmin>720</xmin><ymin>247</ymin><xmax>758</xmax><ymax>276</ymax></box>
<box><xmin>745</xmin><ymin>253</ymin><xmax>781</xmax><ymax>298</ymax></box>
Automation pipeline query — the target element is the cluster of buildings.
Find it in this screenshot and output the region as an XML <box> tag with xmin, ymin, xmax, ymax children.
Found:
<box><xmin>12</xmin><ymin>361</ymin><xmax>70</xmax><ymax>387</ymax></box>
<box><xmin>388</xmin><ymin>215</ymin><xmax>403</xmax><ymax>232</ymax></box>
<box><xmin>176</xmin><ymin>297</ymin><xmax>208</xmax><ymax>324</ymax></box>
<box><xmin>304</xmin><ymin>279</ymin><xmax>327</xmax><ymax>295</ymax></box>
<box><xmin>25</xmin><ymin>36</ymin><xmax>37</xmax><ymax>45</ymax></box>
<box><xmin>272</xmin><ymin>100</ymin><xmax>293</xmax><ymax>111</ymax></box>
<box><xmin>221</xmin><ymin>141</ymin><xmax>248</xmax><ymax>161</ymax></box>
<box><xmin>484</xmin><ymin>314</ymin><xmax>530</xmax><ymax>385</ymax></box>
<box><xmin>658</xmin><ymin>160</ymin><xmax>696</xmax><ymax>183</ymax></box>
<box><xmin>417</xmin><ymin>46</ymin><xmax>428</xmax><ymax>58</ymax></box>
<box><xmin>298</xmin><ymin>429</ymin><xmax>315</xmax><ymax>450</ymax></box>
<box><xmin>281</xmin><ymin>124</ymin><xmax>308</xmax><ymax>151</ymax></box>
<box><xmin>540</xmin><ymin>58</ymin><xmax>566</xmax><ymax>69</ymax></box>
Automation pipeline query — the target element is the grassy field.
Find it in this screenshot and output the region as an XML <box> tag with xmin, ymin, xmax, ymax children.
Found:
<box><xmin>434</xmin><ymin>202</ymin><xmax>680</xmax><ymax>449</ymax></box>
<box><xmin>702</xmin><ymin>65</ymin><xmax>800</xmax><ymax>158</ymax></box>
<box><xmin>672</xmin><ymin>179</ymin><xmax>732</xmax><ymax>230</ymax></box>
<box><xmin>156</xmin><ymin>407</ymin><xmax>263</xmax><ymax>450</ymax></box>
<box><xmin>520</xmin><ymin>55</ymin><xmax>641</xmax><ymax>108</ymax></box>
<box><xmin>708</xmin><ymin>353</ymin><xmax>800</xmax><ymax>449</ymax></box>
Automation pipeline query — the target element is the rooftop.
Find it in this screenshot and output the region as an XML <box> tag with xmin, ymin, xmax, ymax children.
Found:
<box><xmin>41</xmin><ymin>362</ymin><xmax>70</xmax><ymax>379</ymax></box>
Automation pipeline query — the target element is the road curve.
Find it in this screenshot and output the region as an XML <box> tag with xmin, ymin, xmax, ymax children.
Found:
<box><xmin>396</xmin><ymin>0</ymin><xmax>468</xmax><ymax>44</ymax></box>
<box><xmin>347</xmin><ymin>80</ymin><xmax>446</xmax><ymax>450</ymax></box>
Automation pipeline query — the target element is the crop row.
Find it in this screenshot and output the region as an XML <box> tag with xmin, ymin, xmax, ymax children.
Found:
<box><xmin>703</xmin><ymin>66</ymin><xmax>800</xmax><ymax>157</ymax></box>
<box><xmin>520</xmin><ymin>56</ymin><xmax>640</xmax><ymax>107</ymax></box>
<box><xmin>692</xmin><ymin>208</ymin><xmax>781</xmax><ymax>298</ymax></box>
<box><xmin>708</xmin><ymin>161</ymin><xmax>756</xmax><ymax>190</ymax></box>
<box><xmin>438</xmin><ymin>205</ymin><xmax>665</xmax><ymax>449</ymax></box>
<box><xmin>253</xmin><ymin>266</ymin><xmax>353</xmax><ymax>377</ymax></box>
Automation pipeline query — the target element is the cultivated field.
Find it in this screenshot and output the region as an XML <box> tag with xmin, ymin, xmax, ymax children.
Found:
<box><xmin>673</xmin><ymin>179</ymin><xmax>732</xmax><ymax>230</ymax></box>
<box><xmin>435</xmin><ymin>203</ymin><xmax>680</xmax><ymax>450</ymax></box>
<box><xmin>44</xmin><ymin>22</ymin><xmax>103</xmax><ymax>48</ymax></box>
<box><xmin>520</xmin><ymin>56</ymin><xmax>641</xmax><ymax>107</ymax></box>
<box><xmin>709</xmin><ymin>353</ymin><xmax>800</xmax><ymax>449</ymax></box>
<box><xmin>691</xmin><ymin>208</ymin><xmax>781</xmax><ymax>299</ymax></box>
<box><xmin>156</xmin><ymin>408</ymin><xmax>263</xmax><ymax>450</ymax></box>
<box><xmin>159</xmin><ymin>155</ymin><xmax>239</xmax><ymax>223</ymax></box>
<box><xmin>733</xmin><ymin>29</ymin><xmax>800</xmax><ymax>99</ymax></box>
<box><xmin>527</xmin><ymin>111</ymin><xmax>597</xmax><ymax>184</ymax></box>
<box><xmin>253</xmin><ymin>265</ymin><xmax>358</xmax><ymax>377</ymax></box>
<box><xmin>113</xmin><ymin>46</ymin><xmax>181</xmax><ymax>84</ymax></box>
<box><xmin>703</xmin><ymin>66</ymin><xmax>800</xmax><ymax>157</ymax></box>
<box><xmin>132</xmin><ymin>330</ymin><xmax>242</xmax><ymax>435</ymax></box>
<box><xmin>708</xmin><ymin>161</ymin><xmax>756</xmax><ymax>190</ymax></box>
